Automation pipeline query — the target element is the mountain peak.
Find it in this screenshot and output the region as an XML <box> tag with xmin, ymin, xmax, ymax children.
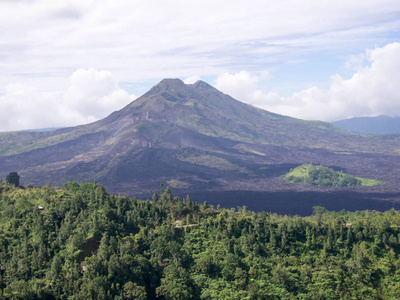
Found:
<box><xmin>153</xmin><ymin>78</ymin><xmax>186</xmax><ymax>91</ymax></box>
<box><xmin>158</xmin><ymin>78</ymin><xmax>186</xmax><ymax>87</ymax></box>
<box><xmin>148</xmin><ymin>78</ymin><xmax>219</xmax><ymax>95</ymax></box>
<box><xmin>141</xmin><ymin>78</ymin><xmax>189</xmax><ymax>99</ymax></box>
<box><xmin>191</xmin><ymin>80</ymin><xmax>216</xmax><ymax>91</ymax></box>
<box><xmin>141</xmin><ymin>79</ymin><xmax>219</xmax><ymax>99</ymax></box>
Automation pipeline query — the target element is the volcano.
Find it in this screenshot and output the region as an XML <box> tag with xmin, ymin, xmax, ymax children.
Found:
<box><xmin>1</xmin><ymin>79</ymin><xmax>400</xmax><ymax>214</ymax></box>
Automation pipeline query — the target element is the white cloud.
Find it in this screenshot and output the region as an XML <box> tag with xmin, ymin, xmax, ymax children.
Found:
<box><xmin>0</xmin><ymin>68</ymin><xmax>136</xmax><ymax>131</ymax></box>
<box><xmin>184</xmin><ymin>75</ymin><xmax>201</xmax><ymax>84</ymax></box>
<box><xmin>215</xmin><ymin>71</ymin><xmax>260</xmax><ymax>101</ymax></box>
<box><xmin>214</xmin><ymin>43</ymin><xmax>400</xmax><ymax>121</ymax></box>
<box><xmin>0</xmin><ymin>0</ymin><xmax>399</xmax><ymax>91</ymax></box>
<box><xmin>0</xmin><ymin>84</ymin><xmax>59</xmax><ymax>131</ymax></box>
<box><xmin>1</xmin><ymin>43</ymin><xmax>399</xmax><ymax>131</ymax></box>
<box><xmin>0</xmin><ymin>1</ymin><xmax>399</xmax><ymax>127</ymax></box>
<box><xmin>345</xmin><ymin>53</ymin><xmax>367</xmax><ymax>71</ymax></box>
<box><xmin>64</xmin><ymin>68</ymin><xmax>136</xmax><ymax>120</ymax></box>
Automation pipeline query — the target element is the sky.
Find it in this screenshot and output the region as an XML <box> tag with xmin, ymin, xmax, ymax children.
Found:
<box><xmin>1</xmin><ymin>0</ymin><xmax>400</xmax><ymax>131</ymax></box>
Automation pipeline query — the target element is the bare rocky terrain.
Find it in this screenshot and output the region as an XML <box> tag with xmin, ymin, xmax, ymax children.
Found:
<box><xmin>0</xmin><ymin>79</ymin><xmax>399</xmax><ymax>214</ymax></box>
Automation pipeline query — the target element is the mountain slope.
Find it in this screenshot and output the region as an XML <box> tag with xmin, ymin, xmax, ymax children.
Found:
<box><xmin>0</xmin><ymin>78</ymin><xmax>400</xmax><ymax>210</ymax></box>
<box><xmin>101</xmin><ymin>79</ymin><xmax>359</xmax><ymax>149</ymax></box>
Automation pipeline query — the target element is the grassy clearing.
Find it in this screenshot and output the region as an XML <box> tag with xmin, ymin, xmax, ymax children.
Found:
<box><xmin>284</xmin><ymin>163</ymin><xmax>383</xmax><ymax>188</ymax></box>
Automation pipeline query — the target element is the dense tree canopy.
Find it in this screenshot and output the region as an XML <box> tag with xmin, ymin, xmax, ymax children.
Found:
<box><xmin>0</xmin><ymin>181</ymin><xmax>399</xmax><ymax>299</ymax></box>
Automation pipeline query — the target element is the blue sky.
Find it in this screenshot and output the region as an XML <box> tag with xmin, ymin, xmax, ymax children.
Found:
<box><xmin>0</xmin><ymin>0</ymin><xmax>400</xmax><ymax>131</ymax></box>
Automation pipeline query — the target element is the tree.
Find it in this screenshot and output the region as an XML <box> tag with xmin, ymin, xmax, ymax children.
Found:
<box><xmin>6</xmin><ymin>172</ymin><xmax>20</xmax><ymax>187</ymax></box>
<box><xmin>123</xmin><ymin>282</ymin><xmax>147</xmax><ymax>300</ymax></box>
<box><xmin>313</xmin><ymin>206</ymin><xmax>327</xmax><ymax>216</ymax></box>
<box><xmin>156</xmin><ymin>264</ymin><xmax>194</xmax><ymax>300</ymax></box>
<box><xmin>152</xmin><ymin>192</ymin><xmax>159</xmax><ymax>202</ymax></box>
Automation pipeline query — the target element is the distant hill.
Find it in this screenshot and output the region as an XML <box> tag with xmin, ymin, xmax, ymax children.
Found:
<box><xmin>0</xmin><ymin>79</ymin><xmax>399</xmax><ymax>213</ymax></box>
<box><xmin>332</xmin><ymin>115</ymin><xmax>400</xmax><ymax>134</ymax></box>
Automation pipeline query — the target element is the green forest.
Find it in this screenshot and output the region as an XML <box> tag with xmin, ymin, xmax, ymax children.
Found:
<box><xmin>0</xmin><ymin>181</ymin><xmax>400</xmax><ymax>299</ymax></box>
<box><xmin>283</xmin><ymin>163</ymin><xmax>383</xmax><ymax>188</ymax></box>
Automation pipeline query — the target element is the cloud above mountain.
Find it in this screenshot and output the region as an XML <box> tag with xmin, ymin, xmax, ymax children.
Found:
<box><xmin>1</xmin><ymin>0</ymin><xmax>398</xmax><ymax>85</ymax></box>
<box><xmin>1</xmin><ymin>42</ymin><xmax>399</xmax><ymax>131</ymax></box>
<box><xmin>0</xmin><ymin>0</ymin><xmax>399</xmax><ymax>129</ymax></box>
<box><xmin>0</xmin><ymin>68</ymin><xmax>136</xmax><ymax>131</ymax></box>
<box><xmin>215</xmin><ymin>43</ymin><xmax>400</xmax><ymax>121</ymax></box>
